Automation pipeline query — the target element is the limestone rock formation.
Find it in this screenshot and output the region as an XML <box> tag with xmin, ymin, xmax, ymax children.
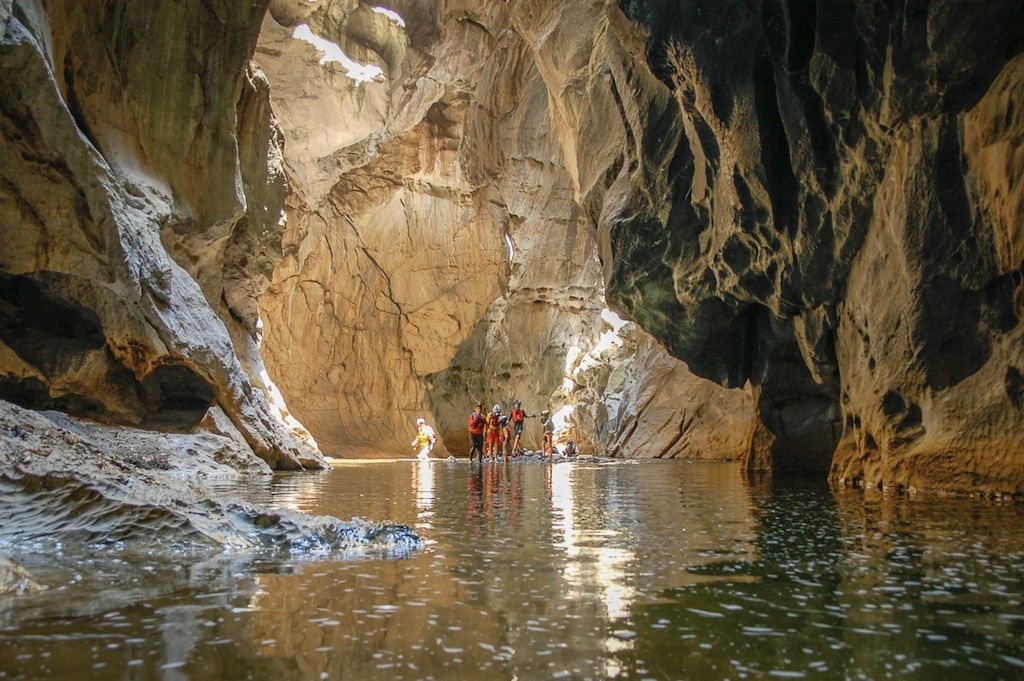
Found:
<box><xmin>256</xmin><ymin>1</ymin><xmax>508</xmax><ymax>456</ymax></box>
<box><xmin>0</xmin><ymin>0</ymin><xmax>323</xmax><ymax>470</ymax></box>
<box><xmin>5</xmin><ymin>0</ymin><xmax>1020</xmax><ymax>496</ymax></box>
<box><xmin>579</xmin><ymin>329</ymin><xmax>756</xmax><ymax>460</ymax></box>
<box><xmin>0</xmin><ymin>399</ymin><xmax>419</xmax><ymax>555</ymax></box>
<box><xmin>525</xmin><ymin>0</ymin><xmax>1024</xmax><ymax>493</ymax></box>
<box><xmin>253</xmin><ymin>0</ymin><xmax>750</xmax><ymax>462</ymax></box>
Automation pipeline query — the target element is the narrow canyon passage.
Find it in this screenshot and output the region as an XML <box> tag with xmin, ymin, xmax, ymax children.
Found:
<box><xmin>2</xmin><ymin>0</ymin><xmax>1024</xmax><ymax>679</ymax></box>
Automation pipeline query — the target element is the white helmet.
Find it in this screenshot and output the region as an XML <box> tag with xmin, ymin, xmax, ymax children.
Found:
<box><xmin>492</xmin><ymin>404</ymin><xmax>500</xmax><ymax>413</ymax></box>
<box><xmin>416</xmin><ymin>417</ymin><xmax>425</xmax><ymax>425</ymax></box>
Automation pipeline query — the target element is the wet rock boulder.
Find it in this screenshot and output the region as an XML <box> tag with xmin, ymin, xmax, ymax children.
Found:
<box><xmin>0</xmin><ymin>554</ymin><xmax>44</xmax><ymax>595</ymax></box>
<box><xmin>0</xmin><ymin>399</ymin><xmax>419</xmax><ymax>555</ymax></box>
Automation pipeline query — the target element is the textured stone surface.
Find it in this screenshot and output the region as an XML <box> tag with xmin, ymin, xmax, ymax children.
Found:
<box><xmin>554</xmin><ymin>0</ymin><xmax>1024</xmax><ymax>493</ymax></box>
<box><xmin>256</xmin><ymin>2</ymin><xmax>508</xmax><ymax>456</ymax></box>
<box><xmin>0</xmin><ymin>0</ymin><xmax>323</xmax><ymax>469</ymax></box>
<box><xmin>5</xmin><ymin>0</ymin><xmax>1021</xmax><ymax>495</ymax></box>
<box><xmin>593</xmin><ymin>331</ymin><xmax>756</xmax><ymax>460</ymax></box>
<box><xmin>0</xmin><ymin>398</ymin><xmax>419</xmax><ymax>555</ymax></box>
<box><xmin>254</xmin><ymin>1</ymin><xmax>748</xmax><ymax>461</ymax></box>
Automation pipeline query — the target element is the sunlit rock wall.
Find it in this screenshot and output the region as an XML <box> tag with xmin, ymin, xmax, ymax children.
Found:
<box><xmin>0</xmin><ymin>0</ymin><xmax>323</xmax><ymax>470</ymax></box>
<box><xmin>255</xmin><ymin>0</ymin><xmax>509</xmax><ymax>455</ymax></box>
<box><xmin>255</xmin><ymin>0</ymin><xmax>752</xmax><ymax>460</ymax></box>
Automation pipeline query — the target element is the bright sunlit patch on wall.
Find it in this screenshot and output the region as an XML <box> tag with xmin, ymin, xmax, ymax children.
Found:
<box><xmin>601</xmin><ymin>307</ymin><xmax>628</xmax><ymax>332</ymax></box>
<box><xmin>504</xmin><ymin>234</ymin><xmax>515</xmax><ymax>260</ymax></box>
<box><xmin>292</xmin><ymin>23</ymin><xmax>384</xmax><ymax>83</ymax></box>
<box><xmin>552</xmin><ymin>404</ymin><xmax>574</xmax><ymax>435</ymax></box>
<box><xmin>563</xmin><ymin>345</ymin><xmax>583</xmax><ymax>390</ymax></box>
<box><xmin>371</xmin><ymin>6</ymin><xmax>406</xmax><ymax>27</ymax></box>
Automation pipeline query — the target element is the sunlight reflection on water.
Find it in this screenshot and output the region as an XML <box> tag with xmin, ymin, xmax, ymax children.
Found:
<box><xmin>1</xmin><ymin>460</ymin><xmax>1023</xmax><ymax>680</ymax></box>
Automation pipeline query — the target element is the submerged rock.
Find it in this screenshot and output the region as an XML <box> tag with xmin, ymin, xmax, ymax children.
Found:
<box><xmin>0</xmin><ymin>554</ymin><xmax>44</xmax><ymax>595</ymax></box>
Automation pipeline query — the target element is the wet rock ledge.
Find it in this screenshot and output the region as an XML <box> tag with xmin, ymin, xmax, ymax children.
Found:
<box><xmin>0</xmin><ymin>399</ymin><xmax>420</xmax><ymax>563</ymax></box>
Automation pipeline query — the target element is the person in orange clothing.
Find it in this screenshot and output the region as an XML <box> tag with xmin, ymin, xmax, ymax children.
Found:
<box><xmin>540</xmin><ymin>409</ymin><xmax>554</xmax><ymax>456</ymax></box>
<box><xmin>485</xmin><ymin>404</ymin><xmax>502</xmax><ymax>460</ymax></box>
<box><xmin>498</xmin><ymin>413</ymin><xmax>512</xmax><ymax>459</ymax></box>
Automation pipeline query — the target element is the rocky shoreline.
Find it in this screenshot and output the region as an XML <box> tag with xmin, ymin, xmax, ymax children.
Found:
<box><xmin>0</xmin><ymin>399</ymin><xmax>421</xmax><ymax>596</ymax></box>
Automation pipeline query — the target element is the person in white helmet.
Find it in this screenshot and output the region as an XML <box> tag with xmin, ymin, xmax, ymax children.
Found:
<box><xmin>485</xmin><ymin>404</ymin><xmax>502</xmax><ymax>460</ymax></box>
<box><xmin>411</xmin><ymin>417</ymin><xmax>436</xmax><ymax>460</ymax></box>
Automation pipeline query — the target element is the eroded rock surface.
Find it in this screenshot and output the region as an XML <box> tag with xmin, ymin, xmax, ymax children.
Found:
<box><xmin>0</xmin><ymin>399</ymin><xmax>419</xmax><ymax>556</ymax></box>
<box><xmin>5</xmin><ymin>0</ymin><xmax>1021</xmax><ymax>495</ymax></box>
<box><xmin>0</xmin><ymin>0</ymin><xmax>323</xmax><ymax>470</ymax></box>
<box><xmin>570</xmin><ymin>0</ymin><xmax>1024</xmax><ymax>493</ymax></box>
<box><xmin>254</xmin><ymin>0</ymin><xmax>750</xmax><ymax>462</ymax></box>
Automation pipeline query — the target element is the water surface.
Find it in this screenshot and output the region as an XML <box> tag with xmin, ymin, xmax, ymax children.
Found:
<box><xmin>1</xmin><ymin>460</ymin><xmax>1023</xmax><ymax>679</ymax></box>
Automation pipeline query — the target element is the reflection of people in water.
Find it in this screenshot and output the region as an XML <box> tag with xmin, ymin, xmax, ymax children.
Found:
<box><xmin>465</xmin><ymin>462</ymin><xmax>525</xmax><ymax>534</ymax></box>
<box><xmin>413</xmin><ymin>457</ymin><xmax>434</xmax><ymax>520</ymax></box>
<box><xmin>466</xmin><ymin>466</ymin><xmax>483</xmax><ymax>527</ymax></box>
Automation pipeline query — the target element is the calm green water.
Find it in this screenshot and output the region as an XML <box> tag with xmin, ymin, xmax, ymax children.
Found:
<box><xmin>1</xmin><ymin>460</ymin><xmax>1023</xmax><ymax>680</ymax></box>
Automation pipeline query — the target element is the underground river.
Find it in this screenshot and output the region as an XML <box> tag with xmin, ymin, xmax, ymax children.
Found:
<box><xmin>1</xmin><ymin>460</ymin><xmax>1023</xmax><ymax>679</ymax></box>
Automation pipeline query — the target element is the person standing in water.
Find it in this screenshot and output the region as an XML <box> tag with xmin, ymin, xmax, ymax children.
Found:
<box><xmin>485</xmin><ymin>404</ymin><xmax>502</xmax><ymax>460</ymax></box>
<box><xmin>468</xmin><ymin>402</ymin><xmax>486</xmax><ymax>462</ymax></box>
<box><xmin>510</xmin><ymin>399</ymin><xmax>528</xmax><ymax>456</ymax></box>
<box><xmin>540</xmin><ymin>409</ymin><xmax>554</xmax><ymax>457</ymax></box>
<box><xmin>411</xmin><ymin>417</ymin><xmax>436</xmax><ymax>460</ymax></box>
<box><xmin>498</xmin><ymin>413</ymin><xmax>512</xmax><ymax>459</ymax></box>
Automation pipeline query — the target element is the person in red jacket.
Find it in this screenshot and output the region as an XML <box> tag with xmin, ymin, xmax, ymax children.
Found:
<box><xmin>485</xmin><ymin>404</ymin><xmax>502</xmax><ymax>460</ymax></box>
<box><xmin>468</xmin><ymin>402</ymin><xmax>486</xmax><ymax>462</ymax></box>
<box><xmin>509</xmin><ymin>399</ymin><xmax>528</xmax><ymax>456</ymax></box>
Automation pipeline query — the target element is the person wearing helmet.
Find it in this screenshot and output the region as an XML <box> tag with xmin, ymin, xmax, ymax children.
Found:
<box><xmin>468</xmin><ymin>402</ymin><xmax>486</xmax><ymax>462</ymax></box>
<box><xmin>510</xmin><ymin>399</ymin><xmax>529</xmax><ymax>456</ymax></box>
<box><xmin>498</xmin><ymin>413</ymin><xmax>512</xmax><ymax>459</ymax></box>
<box><xmin>485</xmin><ymin>404</ymin><xmax>502</xmax><ymax>460</ymax></box>
<box><xmin>411</xmin><ymin>416</ymin><xmax>436</xmax><ymax>460</ymax></box>
<box><xmin>540</xmin><ymin>409</ymin><xmax>554</xmax><ymax>457</ymax></box>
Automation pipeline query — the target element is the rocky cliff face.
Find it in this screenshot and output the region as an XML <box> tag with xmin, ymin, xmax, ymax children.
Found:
<box><xmin>547</xmin><ymin>0</ymin><xmax>1024</xmax><ymax>493</ymax></box>
<box><xmin>0</xmin><ymin>0</ymin><xmax>323</xmax><ymax>470</ymax></box>
<box><xmin>253</xmin><ymin>0</ymin><xmax>751</xmax><ymax>460</ymax></box>
<box><xmin>4</xmin><ymin>0</ymin><xmax>1020</xmax><ymax>494</ymax></box>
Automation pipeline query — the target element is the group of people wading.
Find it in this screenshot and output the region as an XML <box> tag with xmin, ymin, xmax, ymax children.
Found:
<box><xmin>411</xmin><ymin>400</ymin><xmax>579</xmax><ymax>460</ymax></box>
<box><xmin>467</xmin><ymin>400</ymin><xmax>557</xmax><ymax>462</ymax></box>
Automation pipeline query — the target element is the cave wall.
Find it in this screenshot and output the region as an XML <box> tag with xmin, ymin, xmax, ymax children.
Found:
<box><xmin>6</xmin><ymin>0</ymin><xmax>1019</xmax><ymax>492</ymax></box>
<box><xmin>254</xmin><ymin>0</ymin><xmax>753</xmax><ymax>460</ymax></box>
<box><xmin>0</xmin><ymin>0</ymin><xmax>323</xmax><ymax>469</ymax></box>
<box><xmin>533</xmin><ymin>0</ymin><xmax>1024</xmax><ymax>493</ymax></box>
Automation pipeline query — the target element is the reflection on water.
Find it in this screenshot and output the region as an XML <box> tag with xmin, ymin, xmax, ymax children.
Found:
<box><xmin>1</xmin><ymin>461</ymin><xmax>1023</xmax><ymax>680</ymax></box>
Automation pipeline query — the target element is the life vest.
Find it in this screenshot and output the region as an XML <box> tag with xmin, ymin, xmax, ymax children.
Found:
<box><xmin>415</xmin><ymin>425</ymin><xmax>434</xmax><ymax>447</ymax></box>
<box><xmin>511</xmin><ymin>408</ymin><xmax>526</xmax><ymax>424</ymax></box>
<box><xmin>468</xmin><ymin>412</ymin><xmax>485</xmax><ymax>435</ymax></box>
<box><xmin>486</xmin><ymin>412</ymin><xmax>501</xmax><ymax>432</ymax></box>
